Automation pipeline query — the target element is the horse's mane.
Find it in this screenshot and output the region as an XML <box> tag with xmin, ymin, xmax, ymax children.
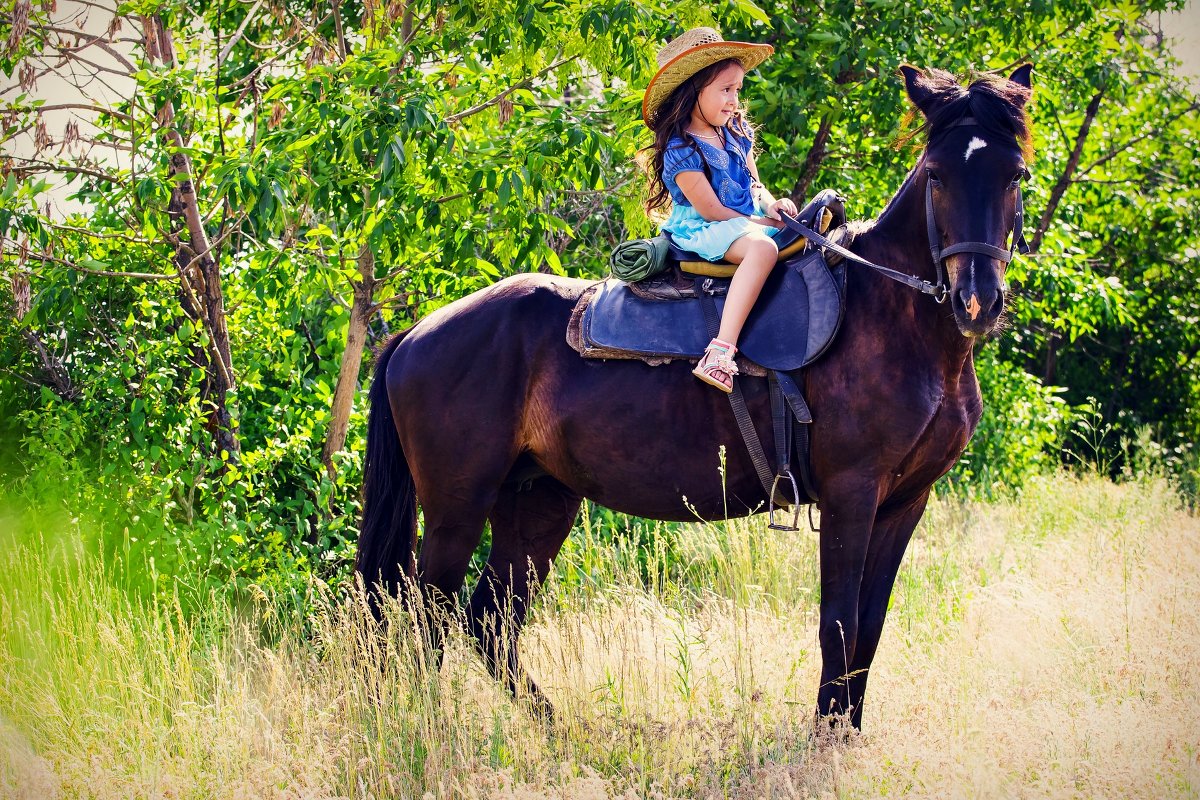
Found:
<box><xmin>898</xmin><ymin>68</ymin><xmax>1034</xmax><ymax>159</ymax></box>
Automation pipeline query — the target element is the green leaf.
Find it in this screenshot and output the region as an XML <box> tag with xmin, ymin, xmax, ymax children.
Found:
<box><xmin>285</xmin><ymin>134</ymin><xmax>322</xmax><ymax>152</ymax></box>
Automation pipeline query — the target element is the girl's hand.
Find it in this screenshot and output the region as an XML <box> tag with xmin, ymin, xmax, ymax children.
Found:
<box><xmin>766</xmin><ymin>197</ymin><xmax>799</xmax><ymax>220</ymax></box>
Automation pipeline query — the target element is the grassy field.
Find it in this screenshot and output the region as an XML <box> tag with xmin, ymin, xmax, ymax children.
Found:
<box><xmin>1</xmin><ymin>472</ymin><xmax>1197</xmax><ymax>799</ymax></box>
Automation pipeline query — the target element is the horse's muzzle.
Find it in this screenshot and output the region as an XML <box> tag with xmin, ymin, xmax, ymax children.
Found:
<box><xmin>951</xmin><ymin>284</ymin><xmax>1005</xmax><ymax>337</ymax></box>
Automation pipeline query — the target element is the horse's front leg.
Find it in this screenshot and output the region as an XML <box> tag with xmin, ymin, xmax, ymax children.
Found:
<box><xmin>844</xmin><ymin>491</ymin><xmax>930</xmax><ymax>728</ymax></box>
<box><xmin>814</xmin><ymin>477</ymin><xmax>879</xmax><ymax>723</ymax></box>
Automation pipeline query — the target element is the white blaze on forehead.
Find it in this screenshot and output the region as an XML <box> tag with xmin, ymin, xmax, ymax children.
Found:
<box><xmin>964</xmin><ymin>136</ymin><xmax>988</xmax><ymax>162</ymax></box>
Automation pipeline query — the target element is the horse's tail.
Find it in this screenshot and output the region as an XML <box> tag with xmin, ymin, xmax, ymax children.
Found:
<box><xmin>355</xmin><ymin>331</ymin><xmax>416</xmax><ymax>615</ymax></box>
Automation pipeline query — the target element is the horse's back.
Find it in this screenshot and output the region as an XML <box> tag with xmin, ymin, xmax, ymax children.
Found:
<box><xmin>388</xmin><ymin>273</ymin><xmax>588</xmax><ymax>370</ymax></box>
<box><xmin>395</xmin><ymin>273</ymin><xmax>588</xmax><ymax>356</ymax></box>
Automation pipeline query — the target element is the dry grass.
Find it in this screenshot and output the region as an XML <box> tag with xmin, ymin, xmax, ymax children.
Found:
<box><xmin>1</xmin><ymin>472</ymin><xmax>1198</xmax><ymax>798</ymax></box>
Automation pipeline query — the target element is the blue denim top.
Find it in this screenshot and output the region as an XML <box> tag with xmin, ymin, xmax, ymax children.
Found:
<box><xmin>661</xmin><ymin>126</ymin><xmax>756</xmax><ymax>216</ymax></box>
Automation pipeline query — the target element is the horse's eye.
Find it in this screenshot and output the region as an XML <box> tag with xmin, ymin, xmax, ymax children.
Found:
<box><xmin>1010</xmin><ymin>168</ymin><xmax>1030</xmax><ymax>188</ymax></box>
<box><xmin>926</xmin><ymin>169</ymin><xmax>941</xmax><ymax>185</ymax></box>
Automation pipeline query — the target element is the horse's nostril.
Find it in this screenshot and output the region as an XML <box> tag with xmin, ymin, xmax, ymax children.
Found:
<box><xmin>958</xmin><ymin>289</ymin><xmax>984</xmax><ymax>321</ymax></box>
<box><xmin>989</xmin><ymin>291</ymin><xmax>1005</xmax><ymax>317</ymax></box>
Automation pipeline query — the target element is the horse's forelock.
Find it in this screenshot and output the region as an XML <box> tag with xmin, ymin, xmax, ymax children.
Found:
<box><xmin>903</xmin><ymin>70</ymin><xmax>1034</xmax><ymax>159</ymax></box>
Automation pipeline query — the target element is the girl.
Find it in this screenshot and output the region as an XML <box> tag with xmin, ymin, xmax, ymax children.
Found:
<box><xmin>640</xmin><ymin>27</ymin><xmax>798</xmax><ymax>393</ymax></box>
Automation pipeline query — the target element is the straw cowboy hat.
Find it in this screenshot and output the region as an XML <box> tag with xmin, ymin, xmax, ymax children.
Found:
<box><xmin>642</xmin><ymin>27</ymin><xmax>774</xmax><ymax>126</ymax></box>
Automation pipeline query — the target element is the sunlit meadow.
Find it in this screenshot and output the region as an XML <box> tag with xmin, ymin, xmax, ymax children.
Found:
<box><xmin>1</xmin><ymin>471</ymin><xmax>1197</xmax><ymax>798</ymax></box>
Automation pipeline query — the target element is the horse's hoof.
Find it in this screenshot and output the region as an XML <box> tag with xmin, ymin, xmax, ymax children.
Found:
<box><xmin>522</xmin><ymin>688</ymin><xmax>557</xmax><ymax>727</ymax></box>
<box><xmin>809</xmin><ymin>710</ymin><xmax>859</xmax><ymax>747</ymax></box>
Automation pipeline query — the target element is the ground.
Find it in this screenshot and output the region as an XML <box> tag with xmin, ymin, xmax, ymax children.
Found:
<box><xmin>1</xmin><ymin>472</ymin><xmax>1198</xmax><ymax>798</ymax></box>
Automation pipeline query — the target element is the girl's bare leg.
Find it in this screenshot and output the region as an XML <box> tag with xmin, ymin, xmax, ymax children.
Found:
<box><xmin>717</xmin><ymin>232</ymin><xmax>779</xmax><ymax>346</ymax></box>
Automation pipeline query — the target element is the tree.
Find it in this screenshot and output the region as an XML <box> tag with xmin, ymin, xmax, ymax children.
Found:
<box><xmin>1</xmin><ymin>0</ymin><xmax>1197</xmax><ymax>589</ymax></box>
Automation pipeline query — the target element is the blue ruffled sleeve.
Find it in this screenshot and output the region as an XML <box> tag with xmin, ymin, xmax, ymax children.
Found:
<box><xmin>662</xmin><ymin>141</ymin><xmax>705</xmax><ymax>186</ymax></box>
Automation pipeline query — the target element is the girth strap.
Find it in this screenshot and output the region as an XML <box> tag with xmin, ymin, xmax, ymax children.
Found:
<box><xmin>776</xmin><ymin>371</ymin><xmax>819</xmax><ymax>505</ymax></box>
<box><xmin>766</xmin><ymin>372</ymin><xmax>801</xmax><ymax>531</ymax></box>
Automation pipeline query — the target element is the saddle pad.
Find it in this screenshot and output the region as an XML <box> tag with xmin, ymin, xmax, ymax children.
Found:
<box><xmin>582</xmin><ymin>249</ymin><xmax>844</xmax><ymax>371</ymax></box>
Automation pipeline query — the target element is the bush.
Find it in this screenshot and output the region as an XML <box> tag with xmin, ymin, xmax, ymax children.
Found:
<box><xmin>944</xmin><ymin>347</ymin><xmax>1074</xmax><ymax>498</ymax></box>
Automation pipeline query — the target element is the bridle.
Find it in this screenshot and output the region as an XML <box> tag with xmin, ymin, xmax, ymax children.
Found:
<box><xmin>924</xmin><ymin>117</ymin><xmax>1030</xmax><ymax>302</ymax></box>
<box><xmin>780</xmin><ymin>117</ymin><xmax>1029</xmax><ymax>304</ymax></box>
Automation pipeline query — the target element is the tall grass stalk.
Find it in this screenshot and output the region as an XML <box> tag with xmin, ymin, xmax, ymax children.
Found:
<box><xmin>1</xmin><ymin>471</ymin><xmax>1198</xmax><ymax>798</ymax></box>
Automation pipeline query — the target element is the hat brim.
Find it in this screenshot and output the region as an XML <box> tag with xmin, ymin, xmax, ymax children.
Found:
<box><xmin>642</xmin><ymin>41</ymin><xmax>774</xmax><ymax>126</ymax></box>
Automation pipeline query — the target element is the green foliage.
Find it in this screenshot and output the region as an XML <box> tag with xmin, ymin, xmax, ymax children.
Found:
<box><xmin>945</xmin><ymin>346</ymin><xmax>1072</xmax><ymax>497</ymax></box>
<box><xmin>0</xmin><ymin>0</ymin><xmax>1197</xmax><ymax>596</ymax></box>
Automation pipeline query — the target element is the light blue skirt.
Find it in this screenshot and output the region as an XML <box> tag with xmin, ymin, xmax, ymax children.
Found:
<box><xmin>661</xmin><ymin>203</ymin><xmax>784</xmax><ymax>262</ymax></box>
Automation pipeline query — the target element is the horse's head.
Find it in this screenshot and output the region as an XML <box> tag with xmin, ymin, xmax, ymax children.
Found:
<box><xmin>900</xmin><ymin>65</ymin><xmax>1033</xmax><ymax>337</ymax></box>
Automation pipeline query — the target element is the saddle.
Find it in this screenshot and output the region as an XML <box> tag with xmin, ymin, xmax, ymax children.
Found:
<box><xmin>570</xmin><ymin>190</ymin><xmax>848</xmax><ymax>372</ymax></box>
<box><xmin>565</xmin><ymin>190</ymin><xmax>851</xmax><ymax>527</ymax></box>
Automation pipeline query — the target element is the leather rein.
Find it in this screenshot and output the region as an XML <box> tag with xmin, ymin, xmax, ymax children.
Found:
<box><xmin>778</xmin><ymin>117</ymin><xmax>1029</xmax><ymax>303</ymax></box>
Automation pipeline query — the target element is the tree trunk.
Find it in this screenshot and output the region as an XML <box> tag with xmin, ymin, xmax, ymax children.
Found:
<box><xmin>321</xmin><ymin>242</ymin><xmax>377</xmax><ymax>472</ymax></box>
<box><xmin>1043</xmin><ymin>330</ymin><xmax>1059</xmax><ymax>385</ymax></box>
<box><xmin>789</xmin><ymin>115</ymin><xmax>833</xmax><ymax>203</ymax></box>
<box><xmin>148</xmin><ymin>14</ymin><xmax>240</xmax><ymax>458</ymax></box>
<box><xmin>1029</xmin><ymin>89</ymin><xmax>1104</xmax><ymax>253</ymax></box>
<box><xmin>9</xmin><ymin>270</ymin><xmax>77</xmax><ymax>401</ymax></box>
<box><xmin>1029</xmin><ymin>88</ymin><xmax>1104</xmax><ymax>388</ymax></box>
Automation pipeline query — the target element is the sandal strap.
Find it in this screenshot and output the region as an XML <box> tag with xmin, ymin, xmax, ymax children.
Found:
<box><xmin>711</xmin><ymin>352</ymin><xmax>738</xmax><ymax>376</ymax></box>
<box><xmin>701</xmin><ymin>342</ymin><xmax>739</xmax><ymax>376</ymax></box>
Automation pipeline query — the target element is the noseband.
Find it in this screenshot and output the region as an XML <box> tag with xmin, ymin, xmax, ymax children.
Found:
<box><xmin>924</xmin><ymin>117</ymin><xmax>1030</xmax><ymax>302</ymax></box>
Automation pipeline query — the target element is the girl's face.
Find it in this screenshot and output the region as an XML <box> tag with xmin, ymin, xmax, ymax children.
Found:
<box><xmin>692</xmin><ymin>61</ymin><xmax>746</xmax><ymax>129</ymax></box>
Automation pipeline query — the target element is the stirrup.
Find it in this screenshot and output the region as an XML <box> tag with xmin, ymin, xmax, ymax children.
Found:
<box><xmin>693</xmin><ymin>339</ymin><xmax>739</xmax><ymax>393</ymax></box>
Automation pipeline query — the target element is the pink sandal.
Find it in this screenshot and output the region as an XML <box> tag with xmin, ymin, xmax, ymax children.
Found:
<box><xmin>693</xmin><ymin>338</ymin><xmax>738</xmax><ymax>393</ymax></box>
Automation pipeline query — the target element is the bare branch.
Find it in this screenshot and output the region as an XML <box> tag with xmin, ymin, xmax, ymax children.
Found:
<box><xmin>17</xmin><ymin>249</ymin><xmax>175</xmax><ymax>280</ymax></box>
<box><xmin>1073</xmin><ymin>177</ymin><xmax>1148</xmax><ymax>186</ymax></box>
<box><xmin>224</xmin><ymin>33</ymin><xmax>311</xmax><ymax>90</ymax></box>
<box><xmin>331</xmin><ymin>0</ymin><xmax>348</xmax><ymax>61</ymax></box>
<box><xmin>369</xmin><ymin>291</ymin><xmax>412</xmax><ymax>314</ymax></box>
<box><xmin>790</xmin><ymin>114</ymin><xmax>833</xmax><ymax>202</ymax></box>
<box><xmin>1077</xmin><ymin>100</ymin><xmax>1200</xmax><ymax>178</ymax></box>
<box><xmin>25</xmin><ymin>102</ymin><xmax>135</xmax><ymax>123</ymax></box>
<box><xmin>9</xmin><ymin>157</ymin><xmax>126</xmax><ymax>185</ymax></box>
<box><xmin>0</xmin><ymin>64</ymin><xmax>56</xmax><ymax>96</ymax></box>
<box><xmin>41</xmin><ymin>220</ymin><xmax>152</xmax><ymax>244</ymax></box>
<box><xmin>73</xmin><ymin>134</ymin><xmax>133</xmax><ymax>152</ymax></box>
<box><xmin>217</xmin><ymin>0</ymin><xmax>266</xmax><ymax>66</ymax></box>
<box><xmin>37</xmin><ymin>21</ymin><xmax>139</xmax><ymax>72</ymax></box>
<box><xmin>0</xmin><ymin>365</ymin><xmax>43</xmax><ymax>389</ymax></box>
<box><xmin>445</xmin><ymin>54</ymin><xmax>579</xmax><ymax>123</ymax></box>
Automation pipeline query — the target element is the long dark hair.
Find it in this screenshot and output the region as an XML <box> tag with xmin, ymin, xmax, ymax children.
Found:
<box><xmin>638</xmin><ymin>58</ymin><xmax>757</xmax><ymax>221</ymax></box>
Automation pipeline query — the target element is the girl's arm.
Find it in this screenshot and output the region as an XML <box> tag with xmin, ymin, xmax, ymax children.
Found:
<box><xmin>745</xmin><ymin>151</ymin><xmax>798</xmax><ymax>221</ymax></box>
<box><xmin>675</xmin><ymin>171</ymin><xmax>783</xmax><ymax>228</ymax></box>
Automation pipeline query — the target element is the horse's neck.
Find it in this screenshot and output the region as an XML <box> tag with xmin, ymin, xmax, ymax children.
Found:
<box><xmin>847</xmin><ymin>165</ymin><xmax>976</xmax><ymax>370</ymax></box>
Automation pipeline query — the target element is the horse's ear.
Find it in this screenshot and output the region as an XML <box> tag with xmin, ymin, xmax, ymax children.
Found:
<box><xmin>1008</xmin><ymin>63</ymin><xmax>1034</xmax><ymax>106</ymax></box>
<box><xmin>899</xmin><ymin>64</ymin><xmax>935</xmax><ymax>116</ymax></box>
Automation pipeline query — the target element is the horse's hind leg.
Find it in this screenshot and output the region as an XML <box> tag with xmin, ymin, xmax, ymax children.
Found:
<box><xmin>409</xmin><ymin>457</ymin><xmax>513</xmax><ymax>660</ymax></box>
<box><xmin>414</xmin><ymin>502</ymin><xmax>491</xmax><ymax>649</ymax></box>
<box><xmin>468</xmin><ymin>474</ymin><xmax>581</xmax><ymax>717</ymax></box>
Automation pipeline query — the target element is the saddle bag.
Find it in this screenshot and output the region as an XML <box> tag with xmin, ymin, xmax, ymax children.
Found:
<box><xmin>609</xmin><ymin>235</ymin><xmax>670</xmax><ymax>282</ymax></box>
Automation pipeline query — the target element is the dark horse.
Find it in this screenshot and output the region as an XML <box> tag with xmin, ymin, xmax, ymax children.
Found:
<box><xmin>356</xmin><ymin>65</ymin><xmax>1033</xmax><ymax>728</ymax></box>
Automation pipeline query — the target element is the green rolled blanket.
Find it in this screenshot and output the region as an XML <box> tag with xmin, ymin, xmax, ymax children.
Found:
<box><xmin>610</xmin><ymin>235</ymin><xmax>670</xmax><ymax>282</ymax></box>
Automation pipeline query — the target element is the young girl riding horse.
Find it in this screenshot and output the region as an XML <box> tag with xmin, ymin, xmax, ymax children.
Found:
<box><xmin>640</xmin><ymin>27</ymin><xmax>798</xmax><ymax>392</ymax></box>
